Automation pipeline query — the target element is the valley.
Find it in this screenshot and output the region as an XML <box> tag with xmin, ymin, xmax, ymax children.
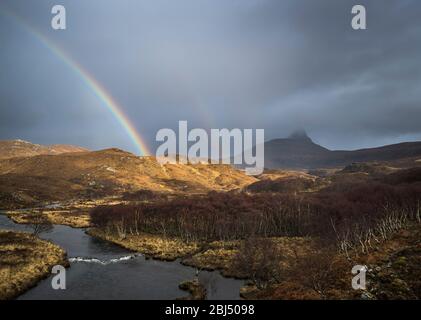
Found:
<box><xmin>0</xmin><ymin>138</ymin><xmax>420</xmax><ymax>300</ymax></box>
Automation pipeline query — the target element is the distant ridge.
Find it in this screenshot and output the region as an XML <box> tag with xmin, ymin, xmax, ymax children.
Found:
<box><xmin>0</xmin><ymin>139</ymin><xmax>88</xmax><ymax>160</ymax></box>
<box><xmin>263</xmin><ymin>133</ymin><xmax>421</xmax><ymax>169</ymax></box>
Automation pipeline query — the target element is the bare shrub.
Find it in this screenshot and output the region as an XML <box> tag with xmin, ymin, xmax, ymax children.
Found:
<box><xmin>90</xmin><ymin>182</ymin><xmax>421</xmax><ymax>250</ymax></box>
<box><xmin>232</xmin><ymin>237</ymin><xmax>283</xmax><ymax>289</ymax></box>
<box><xmin>30</xmin><ymin>211</ymin><xmax>53</xmax><ymax>236</ymax></box>
<box><xmin>90</xmin><ymin>193</ymin><xmax>313</xmax><ymax>242</ymax></box>
<box><xmin>282</xmin><ymin>248</ymin><xmax>346</xmax><ymax>299</ymax></box>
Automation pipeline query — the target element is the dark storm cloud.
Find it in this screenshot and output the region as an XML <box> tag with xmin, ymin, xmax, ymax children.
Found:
<box><xmin>0</xmin><ymin>0</ymin><xmax>420</xmax><ymax>152</ymax></box>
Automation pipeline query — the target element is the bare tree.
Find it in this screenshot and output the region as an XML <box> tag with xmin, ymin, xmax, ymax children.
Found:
<box><xmin>30</xmin><ymin>210</ymin><xmax>53</xmax><ymax>236</ymax></box>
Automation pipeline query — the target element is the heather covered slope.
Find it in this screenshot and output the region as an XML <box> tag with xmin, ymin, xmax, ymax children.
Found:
<box><xmin>0</xmin><ymin>147</ymin><xmax>256</xmax><ymax>208</ymax></box>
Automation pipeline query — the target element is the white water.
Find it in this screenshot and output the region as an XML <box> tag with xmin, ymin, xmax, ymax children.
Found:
<box><xmin>69</xmin><ymin>255</ymin><xmax>137</xmax><ymax>265</ymax></box>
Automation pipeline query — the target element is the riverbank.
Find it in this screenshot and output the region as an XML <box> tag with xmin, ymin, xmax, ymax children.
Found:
<box><xmin>6</xmin><ymin>209</ymin><xmax>90</xmax><ymax>228</ymax></box>
<box><xmin>0</xmin><ymin>231</ymin><xmax>68</xmax><ymax>300</ymax></box>
<box><xmin>2</xmin><ymin>197</ymin><xmax>132</xmax><ymax>229</ymax></box>
<box><xmin>4</xmin><ymin>212</ymin><xmax>419</xmax><ymax>300</ymax></box>
<box><xmin>88</xmin><ymin>228</ymin><xmax>241</xmax><ymax>275</ymax></box>
<box><xmin>87</xmin><ymin>228</ymin><xmax>200</xmax><ymax>261</ymax></box>
<box><xmin>88</xmin><ymin>222</ymin><xmax>421</xmax><ymax>300</ymax></box>
<box><xmin>182</xmin><ymin>237</ymin><xmax>314</xmax><ymax>278</ymax></box>
<box><xmin>0</xmin><ymin>214</ymin><xmax>245</xmax><ymax>300</ymax></box>
<box><xmin>88</xmin><ymin>228</ymin><xmax>314</xmax><ymax>279</ymax></box>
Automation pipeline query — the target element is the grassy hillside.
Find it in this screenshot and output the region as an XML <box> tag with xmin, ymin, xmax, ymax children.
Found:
<box><xmin>0</xmin><ymin>231</ymin><xmax>68</xmax><ymax>300</ymax></box>
<box><xmin>0</xmin><ymin>148</ymin><xmax>256</xmax><ymax>208</ymax></box>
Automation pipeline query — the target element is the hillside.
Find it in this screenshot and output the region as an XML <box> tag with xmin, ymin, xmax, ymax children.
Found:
<box><xmin>263</xmin><ymin>132</ymin><xmax>421</xmax><ymax>169</ymax></box>
<box><xmin>0</xmin><ymin>147</ymin><xmax>256</xmax><ymax>208</ymax></box>
<box><xmin>0</xmin><ymin>140</ymin><xmax>87</xmax><ymax>160</ymax></box>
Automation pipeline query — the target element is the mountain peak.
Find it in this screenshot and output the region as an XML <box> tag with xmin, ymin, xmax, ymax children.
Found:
<box><xmin>288</xmin><ymin>130</ymin><xmax>311</xmax><ymax>141</ymax></box>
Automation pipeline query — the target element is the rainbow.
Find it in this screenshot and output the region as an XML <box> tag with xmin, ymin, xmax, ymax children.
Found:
<box><xmin>0</xmin><ymin>7</ymin><xmax>150</xmax><ymax>156</ymax></box>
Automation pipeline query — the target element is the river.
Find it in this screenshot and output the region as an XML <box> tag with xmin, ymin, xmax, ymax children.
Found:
<box><xmin>0</xmin><ymin>214</ymin><xmax>244</xmax><ymax>300</ymax></box>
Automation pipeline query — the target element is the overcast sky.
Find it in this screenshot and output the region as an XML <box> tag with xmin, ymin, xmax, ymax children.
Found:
<box><xmin>1</xmin><ymin>0</ymin><xmax>421</xmax><ymax>154</ymax></box>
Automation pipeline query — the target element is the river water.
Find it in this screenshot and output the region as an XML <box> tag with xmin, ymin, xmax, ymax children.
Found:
<box><xmin>0</xmin><ymin>214</ymin><xmax>244</xmax><ymax>300</ymax></box>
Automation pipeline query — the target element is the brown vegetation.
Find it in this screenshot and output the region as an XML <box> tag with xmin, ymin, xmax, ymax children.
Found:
<box><xmin>7</xmin><ymin>209</ymin><xmax>91</xmax><ymax>228</ymax></box>
<box><xmin>90</xmin><ymin>181</ymin><xmax>421</xmax><ymax>247</ymax></box>
<box><xmin>232</xmin><ymin>238</ymin><xmax>283</xmax><ymax>289</ymax></box>
<box><xmin>89</xmin><ymin>171</ymin><xmax>421</xmax><ymax>299</ymax></box>
<box><xmin>2</xmin><ymin>139</ymin><xmax>420</xmax><ymax>300</ymax></box>
<box><xmin>248</xmin><ymin>223</ymin><xmax>421</xmax><ymax>300</ymax></box>
<box><xmin>245</xmin><ymin>175</ymin><xmax>322</xmax><ymax>193</ymax></box>
<box><xmin>0</xmin><ymin>231</ymin><xmax>68</xmax><ymax>300</ymax></box>
<box><xmin>178</xmin><ymin>279</ymin><xmax>207</xmax><ymax>300</ymax></box>
<box><xmin>88</xmin><ymin>228</ymin><xmax>199</xmax><ymax>261</ymax></box>
<box><xmin>0</xmin><ymin>148</ymin><xmax>256</xmax><ymax>208</ymax></box>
